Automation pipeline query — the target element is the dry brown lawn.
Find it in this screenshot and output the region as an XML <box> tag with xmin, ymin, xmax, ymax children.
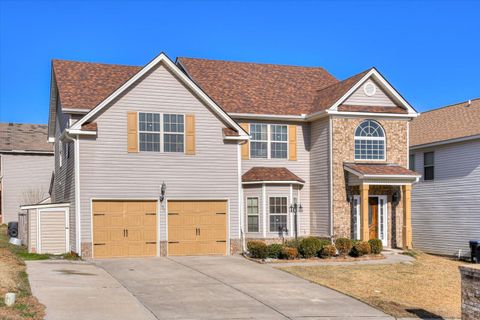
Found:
<box><xmin>280</xmin><ymin>252</ymin><xmax>465</xmax><ymax>319</ymax></box>
<box><xmin>0</xmin><ymin>226</ymin><xmax>45</xmax><ymax>320</ymax></box>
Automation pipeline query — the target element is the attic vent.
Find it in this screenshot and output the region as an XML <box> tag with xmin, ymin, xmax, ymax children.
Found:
<box><xmin>363</xmin><ymin>82</ymin><xmax>376</xmax><ymax>96</ymax></box>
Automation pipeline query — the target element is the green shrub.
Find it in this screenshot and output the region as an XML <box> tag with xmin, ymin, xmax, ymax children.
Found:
<box><xmin>284</xmin><ymin>238</ymin><xmax>302</xmax><ymax>250</ymax></box>
<box><xmin>368</xmin><ymin>239</ymin><xmax>383</xmax><ymax>254</ymax></box>
<box><xmin>350</xmin><ymin>241</ymin><xmax>371</xmax><ymax>257</ymax></box>
<box><xmin>247</xmin><ymin>240</ymin><xmax>268</xmax><ymax>259</ymax></box>
<box><xmin>280</xmin><ymin>247</ymin><xmax>298</xmax><ymax>260</ymax></box>
<box><xmin>321</xmin><ymin>244</ymin><xmax>336</xmax><ymax>258</ymax></box>
<box><xmin>317</xmin><ymin>239</ymin><xmax>332</xmax><ymax>256</ymax></box>
<box><xmin>267</xmin><ymin>243</ymin><xmax>284</xmax><ymax>259</ymax></box>
<box><xmin>299</xmin><ymin>237</ymin><xmax>322</xmax><ymax>258</ymax></box>
<box><xmin>335</xmin><ymin>238</ymin><xmax>353</xmax><ymax>256</ymax></box>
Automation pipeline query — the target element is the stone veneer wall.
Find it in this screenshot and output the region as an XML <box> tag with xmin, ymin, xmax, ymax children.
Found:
<box><xmin>331</xmin><ymin>115</ymin><xmax>408</xmax><ymax>247</ymax></box>
<box><xmin>460</xmin><ymin>265</ymin><xmax>480</xmax><ymax>320</ymax></box>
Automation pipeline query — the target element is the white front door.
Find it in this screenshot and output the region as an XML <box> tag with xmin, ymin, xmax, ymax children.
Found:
<box><xmin>353</xmin><ymin>195</ymin><xmax>388</xmax><ymax>246</ymax></box>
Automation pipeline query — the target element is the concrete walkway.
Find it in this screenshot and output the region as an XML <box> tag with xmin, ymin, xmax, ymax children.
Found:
<box><xmin>95</xmin><ymin>255</ymin><xmax>393</xmax><ymax>319</ymax></box>
<box><xmin>26</xmin><ymin>260</ymin><xmax>156</xmax><ymax>320</ymax></box>
<box><xmin>268</xmin><ymin>250</ymin><xmax>415</xmax><ymax>267</ymax></box>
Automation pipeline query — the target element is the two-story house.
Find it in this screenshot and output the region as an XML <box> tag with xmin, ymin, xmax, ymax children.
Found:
<box><xmin>0</xmin><ymin>123</ymin><xmax>53</xmax><ymax>224</ymax></box>
<box><xmin>21</xmin><ymin>53</ymin><xmax>420</xmax><ymax>258</ymax></box>
<box><xmin>410</xmin><ymin>98</ymin><xmax>480</xmax><ymax>257</ymax></box>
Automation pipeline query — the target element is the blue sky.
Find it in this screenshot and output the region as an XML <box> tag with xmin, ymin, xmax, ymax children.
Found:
<box><xmin>1</xmin><ymin>0</ymin><xmax>479</xmax><ymax>124</ymax></box>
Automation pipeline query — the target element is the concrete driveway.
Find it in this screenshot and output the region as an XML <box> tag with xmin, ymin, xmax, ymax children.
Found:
<box><xmin>94</xmin><ymin>255</ymin><xmax>392</xmax><ymax>320</ymax></box>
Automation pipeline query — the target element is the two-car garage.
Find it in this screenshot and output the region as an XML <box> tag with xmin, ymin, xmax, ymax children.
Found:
<box><xmin>92</xmin><ymin>200</ymin><xmax>227</xmax><ymax>258</ymax></box>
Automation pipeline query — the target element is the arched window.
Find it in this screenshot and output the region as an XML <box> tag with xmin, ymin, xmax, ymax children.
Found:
<box><xmin>354</xmin><ymin>120</ymin><xmax>385</xmax><ymax>160</ymax></box>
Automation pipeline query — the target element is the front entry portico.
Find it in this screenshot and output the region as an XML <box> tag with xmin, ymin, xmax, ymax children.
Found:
<box><xmin>345</xmin><ymin>163</ymin><xmax>420</xmax><ymax>249</ymax></box>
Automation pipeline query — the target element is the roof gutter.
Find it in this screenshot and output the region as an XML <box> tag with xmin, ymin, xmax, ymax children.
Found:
<box><xmin>242</xmin><ymin>180</ymin><xmax>305</xmax><ymax>185</ymax></box>
<box><xmin>410</xmin><ymin>134</ymin><xmax>480</xmax><ymax>150</ymax></box>
<box><xmin>229</xmin><ymin>113</ymin><xmax>307</xmax><ymax>122</ymax></box>
<box><xmin>65</xmin><ymin>128</ymin><xmax>97</xmax><ymax>136</ymax></box>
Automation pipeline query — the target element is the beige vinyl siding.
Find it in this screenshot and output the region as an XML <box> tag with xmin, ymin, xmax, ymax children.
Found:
<box><xmin>344</xmin><ymin>79</ymin><xmax>397</xmax><ymax>107</ymax></box>
<box><xmin>0</xmin><ymin>154</ymin><xmax>53</xmax><ymax>224</ymax></box>
<box><xmin>241</xmin><ymin>121</ymin><xmax>311</xmax><ymax>237</ymax></box>
<box><xmin>309</xmin><ymin>117</ymin><xmax>331</xmax><ymax>236</ymax></box>
<box><xmin>411</xmin><ymin>139</ymin><xmax>480</xmax><ymax>257</ymax></box>
<box><xmin>39</xmin><ymin>210</ymin><xmax>67</xmax><ymax>254</ymax></box>
<box><xmin>78</xmin><ymin>63</ymin><xmax>239</xmax><ymax>246</ymax></box>
<box><xmin>52</xmin><ymin>104</ymin><xmax>76</xmax><ymax>252</ymax></box>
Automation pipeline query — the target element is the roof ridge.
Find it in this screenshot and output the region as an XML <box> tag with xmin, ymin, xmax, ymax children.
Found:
<box><xmin>0</xmin><ymin>122</ymin><xmax>48</xmax><ymax>127</ymax></box>
<box><xmin>420</xmin><ymin>98</ymin><xmax>480</xmax><ymax>114</ymax></box>
<box><xmin>178</xmin><ymin>56</ymin><xmax>334</xmax><ymax>72</ymax></box>
<box><xmin>314</xmin><ymin>67</ymin><xmax>372</xmax><ymax>94</ymax></box>
<box><xmin>52</xmin><ymin>59</ymin><xmax>141</xmax><ymax>69</ymax></box>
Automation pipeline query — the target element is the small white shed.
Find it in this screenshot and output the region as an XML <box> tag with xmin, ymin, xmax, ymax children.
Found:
<box><xmin>20</xmin><ymin>202</ymin><xmax>70</xmax><ymax>254</ymax></box>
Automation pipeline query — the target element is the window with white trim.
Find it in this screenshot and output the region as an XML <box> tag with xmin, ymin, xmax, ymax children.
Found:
<box><xmin>164</xmin><ymin>114</ymin><xmax>184</xmax><ymax>152</ymax></box>
<box><xmin>270</xmin><ymin>124</ymin><xmax>288</xmax><ymax>158</ymax></box>
<box><xmin>250</xmin><ymin>124</ymin><xmax>268</xmax><ymax>158</ymax></box>
<box><xmin>269</xmin><ymin>197</ymin><xmax>288</xmax><ymax>232</ymax></box>
<box><xmin>250</xmin><ymin>123</ymin><xmax>288</xmax><ymax>159</ymax></box>
<box><xmin>139</xmin><ymin>112</ymin><xmax>161</xmax><ymax>152</ymax></box>
<box><xmin>409</xmin><ymin>154</ymin><xmax>415</xmax><ymax>171</ymax></box>
<box><xmin>138</xmin><ymin>113</ymin><xmax>184</xmax><ymax>153</ymax></box>
<box><xmin>354</xmin><ymin>120</ymin><xmax>385</xmax><ymax>160</ymax></box>
<box><xmin>246</xmin><ymin>197</ymin><xmax>259</xmax><ymax>232</ymax></box>
<box><xmin>423</xmin><ymin>152</ymin><xmax>434</xmax><ymax>180</ymax></box>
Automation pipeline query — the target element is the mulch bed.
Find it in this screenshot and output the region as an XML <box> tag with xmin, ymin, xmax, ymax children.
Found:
<box><xmin>244</xmin><ymin>253</ymin><xmax>385</xmax><ymax>264</ymax></box>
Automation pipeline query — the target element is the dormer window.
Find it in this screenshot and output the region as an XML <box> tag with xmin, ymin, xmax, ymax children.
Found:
<box><xmin>354</xmin><ymin>120</ymin><xmax>385</xmax><ymax>161</ymax></box>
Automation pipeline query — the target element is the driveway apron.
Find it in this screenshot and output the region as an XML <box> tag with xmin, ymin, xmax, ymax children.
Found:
<box><xmin>95</xmin><ymin>255</ymin><xmax>393</xmax><ymax>320</ymax></box>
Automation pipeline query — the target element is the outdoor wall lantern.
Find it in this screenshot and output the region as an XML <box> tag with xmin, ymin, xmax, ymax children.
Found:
<box><xmin>159</xmin><ymin>182</ymin><xmax>166</xmax><ymax>202</ymax></box>
<box><xmin>392</xmin><ymin>191</ymin><xmax>400</xmax><ymax>205</ymax></box>
<box><xmin>289</xmin><ymin>199</ymin><xmax>303</xmax><ymax>240</ymax></box>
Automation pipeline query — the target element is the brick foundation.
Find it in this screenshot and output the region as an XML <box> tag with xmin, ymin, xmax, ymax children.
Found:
<box><xmin>460</xmin><ymin>266</ymin><xmax>480</xmax><ymax>320</ymax></box>
<box><xmin>160</xmin><ymin>241</ymin><xmax>168</xmax><ymax>256</ymax></box>
<box><xmin>230</xmin><ymin>239</ymin><xmax>242</xmax><ymax>254</ymax></box>
<box><xmin>81</xmin><ymin>242</ymin><xmax>92</xmax><ymax>258</ymax></box>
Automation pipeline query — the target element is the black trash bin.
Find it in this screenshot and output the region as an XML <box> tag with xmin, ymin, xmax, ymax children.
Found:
<box><xmin>7</xmin><ymin>222</ymin><xmax>18</xmax><ymax>238</ymax></box>
<box><xmin>470</xmin><ymin>240</ymin><xmax>480</xmax><ymax>263</ymax></box>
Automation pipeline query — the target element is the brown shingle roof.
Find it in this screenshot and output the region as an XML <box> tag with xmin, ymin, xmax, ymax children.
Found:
<box><xmin>410</xmin><ymin>99</ymin><xmax>480</xmax><ymax>147</ymax></box>
<box><xmin>242</xmin><ymin>167</ymin><xmax>305</xmax><ymax>183</ymax></box>
<box><xmin>0</xmin><ymin>123</ymin><xmax>53</xmax><ymax>153</ymax></box>
<box><xmin>52</xmin><ymin>57</ymin><xmax>406</xmax><ymax>117</ymax></box>
<box><xmin>178</xmin><ymin>57</ymin><xmax>338</xmax><ymax>115</ymax></box>
<box><xmin>344</xmin><ymin>163</ymin><xmax>419</xmax><ymax>176</ymax></box>
<box><xmin>222</xmin><ymin>127</ymin><xmax>239</xmax><ymax>137</ymax></box>
<box><xmin>53</xmin><ymin>60</ymin><xmax>141</xmax><ymax>110</ymax></box>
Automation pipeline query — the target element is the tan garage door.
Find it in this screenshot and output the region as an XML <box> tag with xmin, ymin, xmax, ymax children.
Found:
<box><xmin>93</xmin><ymin>200</ymin><xmax>157</xmax><ymax>258</ymax></box>
<box><xmin>39</xmin><ymin>210</ymin><xmax>67</xmax><ymax>254</ymax></box>
<box><xmin>168</xmin><ymin>200</ymin><xmax>227</xmax><ymax>256</ymax></box>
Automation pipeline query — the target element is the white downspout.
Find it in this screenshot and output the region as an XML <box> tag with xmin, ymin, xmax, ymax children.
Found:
<box><xmin>237</xmin><ymin>143</ymin><xmax>245</xmax><ymax>252</ymax></box>
<box><xmin>74</xmin><ymin>135</ymin><xmax>82</xmax><ymax>256</ymax></box>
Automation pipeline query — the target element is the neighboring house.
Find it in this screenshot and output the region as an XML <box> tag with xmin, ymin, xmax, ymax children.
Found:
<box><xmin>0</xmin><ymin>123</ymin><xmax>53</xmax><ymax>224</ymax></box>
<box><xmin>22</xmin><ymin>53</ymin><xmax>420</xmax><ymax>258</ymax></box>
<box><xmin>410</xmin><ymin>98</ymin><xmax>480</xmax><ymax>257</ymax></box>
